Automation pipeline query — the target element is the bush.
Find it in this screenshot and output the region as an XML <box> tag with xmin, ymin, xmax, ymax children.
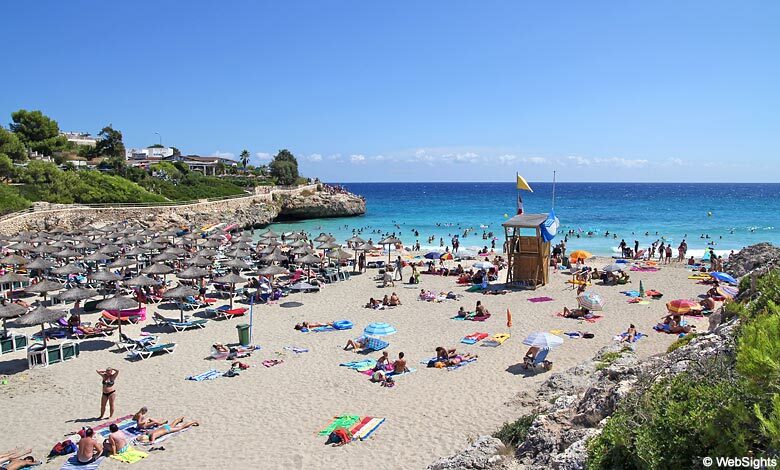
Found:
<box><xmin>493</xmin><ymin>414</ymin><xmax>536</xmax><ymax>448</ymax></box>
<box><xmin>588</xmin><ymin>373</ymin><xmax>760</xmax><ymax>469</ymax></box>
<box><xmin>0</xmin><ymin>185</ymin><xmax>31</xmax><ymax>214</ymax></box>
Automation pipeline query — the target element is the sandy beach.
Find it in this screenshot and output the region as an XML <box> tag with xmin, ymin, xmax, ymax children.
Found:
<box><xmin>0</xmin><ymin>255</ymin><xmax>711</xmax><ymax>469</ymax></box>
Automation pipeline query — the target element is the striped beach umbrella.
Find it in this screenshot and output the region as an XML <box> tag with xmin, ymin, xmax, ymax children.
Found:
<box><xmin>577</xmin><ymin>291</ymin><xmax>605</xmax><ymax>311</ymax></box>
<box><xmin>717</xmin><ymin>286</ymin><xmax>738</xmax><ymax>299</ymax></box>
<box><xmin>666</xmin><ymin>299</ymin><xmax>698</xmax><ymax>314</ymax></box>
<box><xmin>363</xmin><ymin>322</ymin><xmax>397</xmax><ymax>337</ymax></box>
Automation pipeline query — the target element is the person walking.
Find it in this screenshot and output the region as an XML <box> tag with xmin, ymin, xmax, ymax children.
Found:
<box><xmin>394</xmin><ymin>256</ymin><xmax>403</xmax><ymax>281</ymax></box>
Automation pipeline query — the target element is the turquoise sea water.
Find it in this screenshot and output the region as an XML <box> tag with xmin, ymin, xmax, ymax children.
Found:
<box><xmin>267</xmin><ymin>183</ymin><xmax>780</xmax><ymax>257</ymax></box>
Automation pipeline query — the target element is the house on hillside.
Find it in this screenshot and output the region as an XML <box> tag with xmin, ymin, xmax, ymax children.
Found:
<box><xmin>60</xmin><ymin>132</ymin><xmax>97</xmax><ymax>147</ymax></box>
<box><xmin>126</xmin><ymin>146</ymin><xmax>175</xmax><ymax>160</ymax></box>
<box><xmin>162</xmin><ymin>154</ymin><xmax>239</xmax><ymax>175</ymax></box>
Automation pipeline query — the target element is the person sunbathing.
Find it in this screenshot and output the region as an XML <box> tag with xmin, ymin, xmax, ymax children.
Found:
<box><xmin>388</xmin><ymin>292</ymin><xmax>401</xmax><ymax>306</ymax></box>
<box><xmin>294</xmin><ymin>321</ymin><xmax>333</xmax><ymax>330</ymax></box>
<box><xmin>381</xmin><ymin>272</ymin><xmax>394</xmax><ymax>287</ymax></box>
<box><xmin>456</xmin><ymin>306</ymin><xmax>468</xmax><ymax>318</ymax></box>
<box><xmin>700</xmin><ymin>296</ymin><xmax>717</xmax><ymax>310</ymax></box>
<box><xmin>365</xmin><ymin>298</ymin><xmax>381</xmax><ymax>309</ymax></box>
<box><xmin>474</xmin><ymin>301</ymin><xmax>489</xmax><ymax>317</ymax></box>
<box><xmin>621</xmin><ymin>324</ymin><xmax>637</xmax><ymax>343</ymax></box>
<box><xmin>393</xmin><ymin>352</ymin><xmax>409</xmax><ymax>374</ymax></box>
<box><xmin>1</xmin><ymin>453</ymin><xmax>40</xmax><ymax>470</ymax></box>
<box><xmin>104</xmin><ymin>423</ymin><xmax>128</xmax><ymax>455</ymax></box>
<box><xmin>445</xmin><ymin>352</ymin><xmax>476</xmax><ymax>366</ymax></box>
<box><xmin>435</xmin><ymin>347</ymin><xmax>456</xmax><ymax>360</ymax></box>
<box><xmin>563</xmin><ymin>306</ymin><xmax>590</xmax><ymax>318</ymax></box>
<box><xmin>13</xmin><ymin>299</ymin><xmax>30</xmax><ymax>309</ymax></box>
<box><xmin>373</xmin><ymin>351</ymin><xmax>390</xmax><ymax>371</ymax></box>
<box><xmin>136</xmin><ymin>417</ymin><xmax>199</xmax><ymax>444</ymax></box>
<box><xmin>133</xmin><ymin>407</ymin><xmax>166</xmax><ymax>430</ymax></box>
<box><xmin>344</xmin><ymin>337</ymin><xmax>367</xmax><ymax>351</ymax></box>
<box><xmin>668</xmin><ymin>316</ymin><xmax>693</xmax><ymax>334</ymax></box>
<box><xmin>381</xmin><ymin>295</ymin><xmax>390</xmax><ymax>306</ymax></box>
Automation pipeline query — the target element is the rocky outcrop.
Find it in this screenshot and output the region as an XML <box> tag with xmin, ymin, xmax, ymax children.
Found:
<box><xmin>276</xmin><ymin>190</ymin><xmax>365</xmax><ymax>220</ymax></box>
<box><xmin>0</xmin><ymin>186</ymin><xmax>366</xmax><ymax>234</ymax></box>
<box><xmin>427</xmin><ymin>436</ymin><xmax>510</xmax><ymax>470</ymax></box>
<box><xmin>512</xmin><ymin>320</ymin><xmax>738</xmax><ymax>469</ymax></box>
<box><xmin>724</xmin><ymin>242</ymin><xmax>780</xmax><ymax>278</ymax></box>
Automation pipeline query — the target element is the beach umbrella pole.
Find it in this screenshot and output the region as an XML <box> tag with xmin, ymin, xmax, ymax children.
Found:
<box><xmin>249</xmin><ymin>296</ymin><xmax>254</xmax><ymax>344</ymax></box>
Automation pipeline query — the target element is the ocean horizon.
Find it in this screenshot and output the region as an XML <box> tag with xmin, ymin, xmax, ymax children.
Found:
<box><xmin>268</xmin><ymin>182</ymin><xmax>780</xmax><ymax>257</ymax></box>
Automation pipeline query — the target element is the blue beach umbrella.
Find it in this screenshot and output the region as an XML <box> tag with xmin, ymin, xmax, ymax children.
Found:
<box><xmin>424</xmin><ymin>251</ymin><xmax>443</xmax><ymax>259</ymax></box>
<box><xmin>363</xmin><ymin>322</ymin><xmax>397</xmax><ymax>337</ymax></box>
<box><xmin>710</xmin><ymin>272</ymin><xmax>738</xmax><ymax>285</ymax></box>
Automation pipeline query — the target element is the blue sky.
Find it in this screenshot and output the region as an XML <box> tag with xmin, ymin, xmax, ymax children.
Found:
<box><xmin>1</xmin><ymin>1</ymin><xmax>778</xmax><ymax>182</ymax></box>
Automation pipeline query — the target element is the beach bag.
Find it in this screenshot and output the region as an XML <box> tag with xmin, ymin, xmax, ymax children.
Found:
<box><xmin>49</xmin><ymin>439</ymin><xmax>76</xmax><ymax>457</ymax></box>
<box><xmin>326</xmin><ymin>427</ymin><xmax>352</xmax><ymax>445</ymax></box>
<box><xmin>583</xmin><ymin>333</ymin><xmax>595</xmax><ymax>339</ymax></box>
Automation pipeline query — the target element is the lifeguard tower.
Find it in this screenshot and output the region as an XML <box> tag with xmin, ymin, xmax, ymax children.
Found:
<box><xmin>502</xmin><ymin>213</ymin><xmax>551</xmax><ymax>289</ymax></box>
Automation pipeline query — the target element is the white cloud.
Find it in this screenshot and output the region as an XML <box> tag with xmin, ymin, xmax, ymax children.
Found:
<box><xmin>565</xmin><ymin>155</ymin><xmax>591</xmax><ymax>166</ymax></box>
<box><xmin>497</xmin><ymin>155</ymin><xmax>548</xmax><ymax>165</ymax></box>
<box><xmin>213</xmin><ymin>151</ymin><xmax>235</xmax><ymax>159</ymax></box>
<box><xmin>305</xmin><ymin>153</ymin><xmax>323</xmax><ymax>162</ymax></box>
<box><xmin>254</xmin><ymin>152</ymin><xmax>272</xmax><ymax>162</ymax></box>
<box><xmin>350</xmin><ymin>154</ymin><xmax>366</xmax><ymax>164</ymax></box>
<box><xmin>326</xmin><ymin>154</ymin><xmax>344</xmax><ymax>162</ymax></box>
<box><xmin>666</xmin><ymin>157</ymin><xmax>685</xmax><ymax>166</ymax></box>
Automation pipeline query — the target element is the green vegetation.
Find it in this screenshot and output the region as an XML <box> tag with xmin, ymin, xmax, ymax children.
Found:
<box><xmin>494</xmin><ymin>414</ymin><xmax>537</xmax><ymax>448</ymax></box>
<box><xmin>666</xmin><ymin>333</ymin><xmax>697</xmax><ymax>353</ymax></box>
<box><xmin>587</xmin><ymin>269</ymin><xmax>780</xmax><ymax>469</ymax></box>
<box><xmin>0</xmin><ymin>109</ymin><xmax>310</xmax><ymax>214</ymax></box>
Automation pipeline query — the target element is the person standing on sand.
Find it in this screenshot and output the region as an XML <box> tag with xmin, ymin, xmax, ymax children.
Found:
<box><xmin>394</xmin><ymin>256</ymin><xmax>403</xmax><ymax>281</ymax></box>
<box><xmin>658</xmin><ymin>242</ymin><xmax>665</xmax><ymax>262</ymax></box>
<box><xmin>98</xmin><ymin>367</ymin><xmax>119</xmax><ymax>419</ymax></box>
<box><xmin>665</xmin><ymin>245</ymin><xmax>673</xmax><ymax>264</ymax></box>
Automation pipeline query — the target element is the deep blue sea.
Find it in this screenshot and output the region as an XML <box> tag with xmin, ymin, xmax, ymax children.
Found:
<box><xmin>268</xmin><ymin>183</ymin><xmax>780</xmax><ymax>257</ymax></box>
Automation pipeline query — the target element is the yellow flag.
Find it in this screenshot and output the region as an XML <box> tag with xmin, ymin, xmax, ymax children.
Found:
<box><xmin>516</xmin><ymin>173</ymin><xmax>533</xmax><ymax>192</ymax></box>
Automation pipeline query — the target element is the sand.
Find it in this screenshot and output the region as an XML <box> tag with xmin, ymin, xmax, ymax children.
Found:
<box><xmin>0</xmin><ymin>256</ymin><xmax>711</xmax><ymax>469</ymax></box>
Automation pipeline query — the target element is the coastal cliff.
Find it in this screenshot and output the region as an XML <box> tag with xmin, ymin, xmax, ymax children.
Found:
<box><xmin>0</xmin><ymin>185</ymin><xmax>366</xmax><ymax>234</ymax></box>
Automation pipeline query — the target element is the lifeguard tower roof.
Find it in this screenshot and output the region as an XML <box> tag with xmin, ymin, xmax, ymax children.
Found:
<box><xmin>502</xmin><ymin>213</ymin><xmax>549</xmax><ymax>229</ymax></box>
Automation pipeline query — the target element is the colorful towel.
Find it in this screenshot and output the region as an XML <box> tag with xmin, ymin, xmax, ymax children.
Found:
<box><xmin>528</xmin><ymin>296</ymin><xmax>554</xmax><ymax>303</ymax></box>
<box><xmin>318</xmin><ymin>415</ymin><xmax>361</xmax><ymax>436</ymax></box>
<box><xmin>92</xmin><ymin>415</ymin><xmax>133</xmax><ymax>438</ymax></box>
<box><xmin>339</xmin><ymin>359</ymin><xmax>376</xmax><ymax>370</ymax></box>
<box><xmin>262</xmin><ymin>359</ymin><xmax>283</xmax><ymax>367</ymax></box>
<box><xmin>283</xmin><ymin>346</ymin><xmax>309</xmax><ymax>353</ymax></box>
<box><xmin>353</xmin><ymin>417</ymin><xmax>385</xmax><ymax>440</ymax></box>
<box><xmin>622</xmin><ymin>290</ymin><xmax>641</xmax><ymax>297</ymax></box>
<box><xmin>109</xmin><ymin>447</ymin><xmax>148</xmax><ymax>464</ymax></box>
<box><xmin>60</xmin><ymin>456</ymin><xmax>105</xmax><ymax>470</ymax></box>
<box><xmin>583</xmin><ymin>315</ymin><xmax>604</xmax><ymax>323</ymax></box>
<box><xmin>312</xmin><ymin>326</ymin><xmax>336</xmax><ymax>332</ymax></box>
<box><xmin>136</xmin><ymin>426</ymin><xmax>192</xmax><ymax>446</ymax></box>
<box><xmin>186</xmin><ymin>369</ymin><xmax>223</xmax><ymax>381</ymax></box>
<box><xmin>450</xmin><ymin>316</ymin><xmax>467</xmax><ymax>321</ymax></box>
<box><xmin>469</xmin><ymin>314</ymin><xmax>491</xmax><ymax>322</ymax></box>
<box><xmin>461</xmin><ymin>332</ymin><xmax>488</xmax><ymax>344</ymax></box>
<box><xmin>630</xmin><ymin>267</ymin><xmax>660</xmax><ymax>272</ymax></box>
<box><xmin>482</xmin><ymin>333</ymin><xmax>510</xmax><ymax>347</ymax></box>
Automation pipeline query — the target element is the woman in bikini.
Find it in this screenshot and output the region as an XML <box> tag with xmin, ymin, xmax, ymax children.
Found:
<box><xmin>133</xmin><ymin>407</ymin><xmax>166</xmax><ymax>430</ymax></box>
<box><xmin>97</xmin><ymin>367</ymin><xmax>119</xmax><ymax>419</ymax></box>
<box><xmin>136</xmin><ymin>417</ymin><xmax>199</xmax><ymax>444</ymax></box>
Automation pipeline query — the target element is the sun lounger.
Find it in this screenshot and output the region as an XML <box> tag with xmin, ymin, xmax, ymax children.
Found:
<box><xmin>153</xmin><ymin>313</ymin><xmax>208</xmax><ymax>331</ymax></box>
<box><xmin>100</xmin><ymin>310</ymin><xmax>141</xmax><ymax>325</ymax></box>
<box><xmin>523</xmin><ymin>348</ymin><xmax>552</xmax><ymax>370</ymax></box>
<box><xmin>128</xmin><ymin>342</ymin><xmax>176</xmax><ymax>360</ymax></box>
<box><xmin>482</xmin><ymin>333</ymin><xmax>510</xmax><ymax>347</ymax></box>
<box><xmin>118</xmin><ymin>333</ymin><xmax>157</xmax><ymax>351</ymax></box>
<box><xmin>213</xmin><ymin>307</ymin><xmax>248</xmax><ymax>320</ymax></box>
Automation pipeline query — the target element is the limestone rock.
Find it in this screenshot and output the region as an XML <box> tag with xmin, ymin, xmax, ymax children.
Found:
<box><xmin>428</xmin><ymin>436</ymin><xmax>508</xmax><ymax>470</ymax></box>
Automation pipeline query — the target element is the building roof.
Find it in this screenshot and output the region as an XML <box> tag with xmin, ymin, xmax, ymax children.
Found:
<box><xmin>502</xmin><ymin>213</ymin><xmax>549</xmax><ymax>228</ymax></box>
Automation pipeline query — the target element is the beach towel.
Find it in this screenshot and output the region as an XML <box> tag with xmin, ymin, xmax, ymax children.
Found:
<box><xmin>60</xmin><ymin>456</ymin><xmax>105</xmax><ymax>470</ymax></box>
<box><xmin>461</xmin><ymin>332</ymin><xmax>488</xmax><ymax>344</ymax></box>
<box><xmin>339</xmin><ymin>359</ymin><xmax>376</xmax><ymax>370</ymax></box>
<box><xmin>613</xmin><ymin>332</ymin><xmax>647</xmax><ymax>342</ymax></box>
<box><xmin>528</xmin><ymin>296</ymin><xmax>554</xmax><ymax>303</ymax></box>
<box><xmin>109</xmin><ymin>447</ymin><xmax>148</xmax><ymax>464</ymax></box>
<box><xmin>482</xmin><ymin>333</ymin><xmax>510</xmax><ymax>347</ymax></box>
<box><xmin>283</xmin><ymin>346</ymin><xmax>309</xmax><ymax>353</ymax></box>
<box><xmin>186</xmin><ymin>369</ymin><xmax>223</xmax><ymax>381</ymax></box>
<box><xmin>628</xmin><ymin>299</ymin><xmax>650</xmax><ymax>305</ymax></box>
<box><xmin>447</xmin><ymin>357</ymin><xmax>477</xmax><ymax>370</ymax></box>
<box><xmin>262</xmin><ymin>359</ymin><xmax>283</xmax><ymax>367</ymax></box>
<box><xmin>583</xmin><ymin>315</ymin><xmax>603</xmax><ymax>323</ymax></box>
<box><xmin>622</xmin><ymin>290</ymin><xmax>640</xmax><ymax>297</ymax></box>
<box><xmin>630</xmin><ymin>267</ymin><xmax>659</xmax><ymax>272</ymax></box>
<box><xmin>312</xmin><ymin>326</ymin><xmax>336</xmax><ymax>332</ymax></box>
<box><xmin>318</xmin><ymin>416</ymin><xmax>362</xmax><ymax>436</ymax></box>
<box><xmin>91</xmin><ymin>415</ymin><xmax>134</xmax><ymax>438</ymax></box>
<box><xmin>353</xmin><ymin>418</ymin><xmax>385</xmax><ymax>441</ymax></box>
<box><xmin>387</xmin><ymin>367</ymin><xmax>416</xmax><ymax>378</ymax></box>
<box><xmin>469</xmin><ymin>314</ymin><xmax>491</xmax><ymax>322</ymax></box>
<box><xmin>450</xmin><ymin>315</ymin><xmax>467</xmax><ymax>321</ymax></box>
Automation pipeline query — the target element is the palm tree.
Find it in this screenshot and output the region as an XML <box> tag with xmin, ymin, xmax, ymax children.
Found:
<box><xmin>239</xmin><ymin>149</ymin><xmax>250</xmax><ymax>171</ymax></box>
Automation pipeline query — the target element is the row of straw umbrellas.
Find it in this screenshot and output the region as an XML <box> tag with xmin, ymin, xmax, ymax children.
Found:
<box><xmin>0</xmin><ymin>224</ymin><xmax>404</xmax><ymax>345</ymax></box>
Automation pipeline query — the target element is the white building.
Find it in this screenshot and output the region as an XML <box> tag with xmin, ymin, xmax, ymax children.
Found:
<box><xmin>61</xmin><ymin>132</ymin><xmax>97</xmax><ymax>146</ymax></box>
<box><xmin>126</xmin><ymin>146</ymin><xmax>175</xmax><ymax>160</ymax></box>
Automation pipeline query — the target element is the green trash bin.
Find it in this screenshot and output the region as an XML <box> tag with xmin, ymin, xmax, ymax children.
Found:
<box><xmin>236</xmin><ymin>324</ymin><xmax>250</xmax><ymax>346</ymax></box>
